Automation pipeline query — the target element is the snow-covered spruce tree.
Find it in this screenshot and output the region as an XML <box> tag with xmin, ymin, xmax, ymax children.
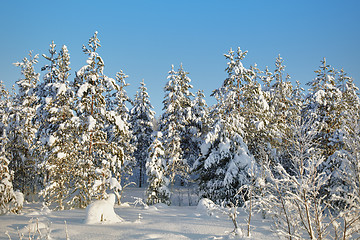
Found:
<box><xmin>73</xmin><ymin>32</ymin><xmax>123</xmax><ymax>203</ymax></box>
<box><xmin>106</xmin><ymin>70</ymin><xmax>134</xmax><ymax>187</ymax></box>
<box><xmin>8</xmin><ymin>52</ymin><xmax>40</xmax><ymax>199</ymax></box>
<box><xmin>0</xmin><ymin>82</ymin><xmax>19</xmax><ymax>214</ymax></box>
<box><xmin>160</xmin><ymin>64</ymin><xmax>194</xmax><ymax>185</ymax></box>
<box><xmin>195</xmin><ymin>115</ymin><xmax>258</xmax><ymax>205</ymax></box>
<box><xmin>129</xmin><ymin>79</ymin><xmax>155</xmax><ymax>187</ymax></box>
<box><xmin>185</xmin><ymin>89</ymin><xmax>209</xmax><ymax>171</ymax></box>
<box><xmin>146</xmin><ymin>132</ymin><xmax>171</xmax><ymax>205</ymax></box>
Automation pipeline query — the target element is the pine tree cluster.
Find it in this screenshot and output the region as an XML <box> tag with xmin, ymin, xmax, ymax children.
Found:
<box><xmin>0</xmin><ymin>34</ymin><xmax>359</xmax><ymax>238</ymax></box>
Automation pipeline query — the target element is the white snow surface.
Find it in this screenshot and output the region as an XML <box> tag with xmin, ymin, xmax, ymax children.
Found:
<box><xmin>0</xmin><ymin>187</ymin><xmax>277</xmax><ymax>239</ymax></box>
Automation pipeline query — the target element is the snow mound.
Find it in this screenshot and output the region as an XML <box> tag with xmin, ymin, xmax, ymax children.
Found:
<box><xmin>26</xmin><ymin>203</ymin><xmax>51</xmax><ymax>216</ymax></box>
<box><xmin>85</xmin><ymin>194</ymin><xmax>124</xmax><ymax>224</ymax></box>
<box><xmin>8</xmin><ymin>190</ymin><xmax>24</xmax><ymax>214</ymax></box>
<box><xmin>196</xmin><ymin>198</ymin><xmax>219</xmax><ymax>216</ymax></box>
<box><xmin>20</xmin><ymin>217</ymin><xmax>50</xmax><ymax>235</ymax></box>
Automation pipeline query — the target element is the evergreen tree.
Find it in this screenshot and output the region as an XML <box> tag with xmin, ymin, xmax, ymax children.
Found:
<box><xmin>304</xmin><ymin>59</ymin><xmax>350</xmax><ymax>201</ymax></box>
<box><xmin>323</xmin><ymin>68</ymin><xmax>360</xmax><ymax>206</ymax></box>
<box><xmin>73</xmin><ymin>32</ymin><xmax>123</xmax><ymax>203</ymax></box>
<box><xmin>291</xmin><ymin>80</ymin><xmax>305</xmax><ymax>119</ymax></box>
<box><xmin>195</xmin><ymin>116</ymin><xmax>258</xmax><ymax>205</ymax></box>
<box><xmin>0</xmin><ymin>82</ymin><xmax>19</xmax><ymax>214</ymax></box>
<box><xmin>107</xmin><ymin>70</ymin><xmax>134</xmax><ymax>183</ymax></box>
<box><xmin>266</xmin><ymin>55</ymin><xmax>297</xmax><ymax>169</ymax></box>
<box><xmin>186</xmin><ymin>90</ymin><xmax>209</xmax><ymax>170</ymax></box>
<box><xmin>146</xmin><ymin>132</ymin><xmax>171</xmax><ymax>205</ymax></box>
<box><xmin>304</xmin><ymin>58</ymin><xmax>343</xmax><ymax>158</ymax></box>
<box><xmin>8</xmin><ymin>52</ymin><xmax>40</xmax><ymax>199</ymax></box>
<box><xmin>34</xmin><ymin>43</ymin><xmax>81</xmax><ymax>210</ymax></box>
<box><xmin>130</xmin><ymin>79</ymin><xmax>155</xmax><ymax>187</ymax></box>
<box><xmin>213</xmin><ymin>48</ymin><xmax>270</xmax><ymax>166</ymax></box>
<box><xmin>160</xmin><ymin>64</ymin><xmax>194</xmax><ymax>185</ymax></box>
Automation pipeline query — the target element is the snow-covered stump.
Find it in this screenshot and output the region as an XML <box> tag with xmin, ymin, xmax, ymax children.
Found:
<box><xmin>84</xmin><ymin>194</ymin><xmax>124</xmax><ymax>224</ymax></box>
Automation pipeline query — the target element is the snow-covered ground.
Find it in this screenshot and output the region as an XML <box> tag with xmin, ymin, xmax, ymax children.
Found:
<box><xmin>0</xmin><ymin>187</ymin><xmax>277</xmax><ymax>240</ymax></box>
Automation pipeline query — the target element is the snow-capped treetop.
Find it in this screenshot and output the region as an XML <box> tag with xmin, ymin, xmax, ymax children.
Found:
<box><xmin>41</xmin><ymin>41</ymin><xmax>58</xmax><ymax>84</ymax></box>
<box><xmin>13</xmin><ymin>51</ymin><xmax>40</xmax><ymax>97</ymax></box>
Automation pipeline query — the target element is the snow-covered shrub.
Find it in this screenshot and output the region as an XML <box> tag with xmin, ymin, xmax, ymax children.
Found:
<box><xmin>0</xmin><ymin>169</ymin><xmax>17</xmax><ymax>214</ymax></box>
<box><xmin>258</xmin><ymin>118</ymin><xmax>338</xmax><ymax>240</ymax></box>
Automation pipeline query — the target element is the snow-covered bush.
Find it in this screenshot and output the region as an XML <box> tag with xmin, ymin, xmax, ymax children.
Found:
<box><xmin>258</xmin><ymin>118</ymin><xmax>336</xmax><ymax>240</ymax></box>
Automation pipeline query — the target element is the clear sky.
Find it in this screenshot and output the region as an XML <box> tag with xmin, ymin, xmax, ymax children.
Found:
<box><xmin>0</xmin><ymin>0</ymin><xmax>359</xmax><ymax>115</ymax></box>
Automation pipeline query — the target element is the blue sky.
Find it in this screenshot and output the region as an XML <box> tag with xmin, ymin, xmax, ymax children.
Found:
<box><xmin>0</xmin><ymin>0</ymin><xmax>359</xmax><ymax>115</ymax></box>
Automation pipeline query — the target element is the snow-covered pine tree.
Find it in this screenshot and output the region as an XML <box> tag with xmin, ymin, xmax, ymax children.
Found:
<box><xmin>8</xmin><ymin>52</ymin><xmax>40</xmax><ymax>200</ymax></box>
<box><xmin>291</xmin><ymin>80</ymin><xmax>305</xmax><ymax>118</ymax></box>
<box><xmin>304</xmin><ymin>59</ymin><xmax>351</xmax><ymax>202</ymax></box>
<box><xmin>33</xmin><ymin>41</ymin><xmax>63</xmax><ymax>191</ymax></box>
<box><xmin>304</xmin><ymin>58</ymin><xmax>343</xmax><ymax>158</ymax></box>
<box><xmin>160</xmin><ymin>64</ymin><xmax>194</xmax><ymax>185</ymax></box>
<box><xmin>73</xmin><ymin>32</ymin><xmax>123</xmax><ymax>203</ymax></box>
<box><xmin>33</xmin><ymin>43</ymin><xmax>82</xmax><ymax>210</ymax></box>
<box><xmin>240</xmin><ymin>65</ymin><xmax>271</xmax><ymax>166</ymax></box>
<box><xmin>195</xmin><ymin>48</ymin><xmax>265</xmax><ymax>205</ymax></box>
<box><xmin>323</xmin><ymin>67</ymin><xmax>360</xmax><ymax>208</ymax></box>
<box><xmin>266</xmin><ymin>55</ymin><xmax>296</xmax><ymax>169</ymax></box>
<box><xmin>130</xmin><ymin>79</ymin><xmax>155</xmax><ymax>187</ymax></box>
<box><xmin>213</xmin><ymin>48</ymin><xmax>270</xmax><ymax>166</ymax></box>
<box><xmin>146</xmin><ymin>132</ymin><xmax>171</xmax><ymax>205</ymax></box>
<box><xmin>336</xmin><ymin>68</ymin><xmax>360</xmax><ymax>143</ymax></box>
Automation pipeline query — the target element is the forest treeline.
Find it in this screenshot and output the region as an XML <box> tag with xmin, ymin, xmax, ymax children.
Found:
<box><xmin>1</xmin><ymin>32</ymin><xmax>359</xmax><ymax>239</ymax></box>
